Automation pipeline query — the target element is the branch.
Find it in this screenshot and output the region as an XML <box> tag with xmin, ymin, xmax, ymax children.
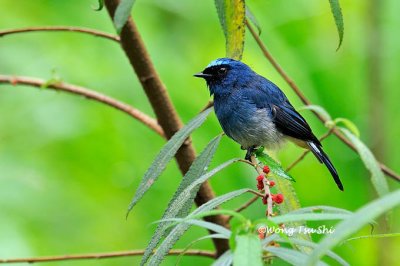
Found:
<box><xmin>0</xmin><ymin>249</ymin><xmax>215</xmax><ymax>264</ymax></box>
<box><xmin>246</xmin><ymin>20</ymin><xmax>400</xmax><ymax>182</ymax></box>
<box><xmin>0</xmin><ymin>26</ymin><xmax>119</xmax><ymax>42</ymax></box>
<box><xmin>0</xmin><ymin>75</ymin><xmax>164</xmax><ymax>137</ymax></box>
<box><xmin>104</xmin><ymin>0</ymin><xmax>228</xmax><ymax>256</ymax></box>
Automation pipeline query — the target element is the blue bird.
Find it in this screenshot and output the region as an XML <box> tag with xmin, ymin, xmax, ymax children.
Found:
<box><xmin>194</xmin><ymin>58</ymin><xmax>343</xmax><ymax>191</ymax></box>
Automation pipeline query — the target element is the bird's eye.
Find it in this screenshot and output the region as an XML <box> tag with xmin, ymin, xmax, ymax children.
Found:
<box><xmin>218</xmin><ymin>67</ymin><xmax>227</xmax><ymax>75</ymax></box>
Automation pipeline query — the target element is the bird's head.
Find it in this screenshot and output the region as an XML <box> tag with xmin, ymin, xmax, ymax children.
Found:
<box><xmin>194</xmin><ymin>58</ymin><xmax>254</xmax><ymax>96</ymax></box>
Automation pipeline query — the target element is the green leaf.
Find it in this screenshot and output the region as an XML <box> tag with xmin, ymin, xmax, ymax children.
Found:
<box><xmin>255</xmin><ymin>150</ymin><xmax>295</xmax><ymax>182</ymax></box>
<box><xmin>127</xmin><ymin>108</ymin><xmax>212</xmax><ymax>216</ymax></box>
<box><xmin>92</xmin><ymin>0</ymin><xmax>104</xmax><ymax>11</ymax></box>
<box><xmin>155</xmin><ymin>218</ymin><xmax>232</xmax><ymax>238</ymax></box>
<box><xmin>113</xmin><ymin>0</ymin><xmax>137</xmax><ymax>33</ymax></box>
<box><xmin>306</xmin><ymin>189</ymin><xmax>400</xmax><ymax>265</ymax></box>
<box><xmin>212</xmin><ymin>251</ymin><xmax>233</xmax><ymax>266</ymax></box>
<box><xmin>343</xmin><ymin>233</ymin><xmax>400</xmax><ymax>243</ymax></box>
<box><xmin>340</xmin><ymin>128</ymin><xmax>389</xmax><ymax>197</ymax></box>
<box><xmin>298</xmin><ymin>104</ymin><xmax>332</xmax><ymax>122</ymax></box>
<box><xmin>266</xmin><ymin>246</ymin><xmax>328</xmax><ymax>266</ymax></box>
<box><xmin>234</xmin><ymin>234</ymin><xmax>263</xmax><ymax>266</ymax></box>
<box><xmin>288</xmin><ymin>205</ymin><xmax>353</xmax><ymax>215</ymax></box>
<box><xmin>245</xmin><ymin>5</ymin><xmax>261</xmax><ymax>35</ymax></box>
<box><xmin>140</xmin><ymin>134</ymin><xmax>221</xmax><ymax>265</ymax></box>
<box><xmin>215</xmin><ymin>0</ymin><xmax>246</xmax><ymax>60</ymax></box>
<box><xmin>270</xmin><ymin>213</ymin><xmax>350</xmax><ymax>224</ymax></box>
<box><xmin>176</xmin><ymin>234</ymin><xmax>228</xmax><ymax>265</ymax></box>
<box><xmin>148</xmin><ymin>188</ymin><xmax>250</xmax><ymax>266</ymax></box>
<box><xmin>328</xmin><ymin>0</ymin><xmax>344</xmax><ymax>50</ymax></box>
<box><xmin>275</xmin><ymin>237</ymin><xmax>349</xmax><ymax>266</ymax></box>
<box><xmin>334</xmin><ymin>118</ymin><xmax>360</xmax><ymax>137</ymax></box>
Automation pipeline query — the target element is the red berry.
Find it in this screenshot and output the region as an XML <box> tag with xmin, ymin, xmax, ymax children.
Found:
<box><xmin>272</xmin><ymin>194</ymin><xmax>284</xmax><ymax>204</ymax></box>
<box><xmin>263</xmin><ymin>165</ymin><xmax>270</xmax><ymax>174</ymax></box>
<box><xmin>256</xmin><ymin>175</ymin><xmax>264</xmax><ymax>181</ymax></box>
<box><xmin>262</xmin><ymin>196</ymin><xmax>268</xmax><ymax>205</ymax></box>
<box><xmin>269</xmin><ymin>180</ymin><xmax>275</xmax><ymax>187</ymax></box>
<box><xmin>257</xmin><ymin>182</ymin><xmax>264</xmax><ymax>190</ymax></box>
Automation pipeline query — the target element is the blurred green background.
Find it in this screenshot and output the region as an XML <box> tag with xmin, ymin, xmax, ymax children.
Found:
<box><xmin>1</xmin><ymin>0</ymin><xmax>399</xmax><ymax>265</ymax></box>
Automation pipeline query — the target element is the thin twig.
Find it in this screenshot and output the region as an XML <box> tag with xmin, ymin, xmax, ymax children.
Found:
<box><xmin>0</xmin><ymin>75</ymin><xmax>164</xmax><ymax>137</ymax></box>
<box><xmin>0</xmin><ymin>249</ymin><xmax>215</xmax><ymax>264</ymax></box>
<box><xmin>251</xmin><ymin>156</ymin><xmax>273</xmax><ymax>217</ymax></box>
<box><xmin>233</xmin><ymin>195</ymin><xmax>259</xmax><ymax>214</ymax></box>
<box><xmin>0</xmin><ymin>26</ymin><xmax>120</xmax><ymax>42</ymax></box>
<box><xmin>246</xmin><ymin>20</ymin><xmax>400</xmax><ymax>182</ymax></box>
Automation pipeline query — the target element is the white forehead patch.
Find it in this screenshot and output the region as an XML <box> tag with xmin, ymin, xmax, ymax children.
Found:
<box><xmin>206</xmin><ymin>58</ymin><xmax>233</xmax><ymax>68</ymax></box>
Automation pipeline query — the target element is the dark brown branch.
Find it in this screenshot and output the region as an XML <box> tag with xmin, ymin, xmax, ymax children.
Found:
<box><xmin>0</xmin><ymin>26</ymin><xmax>120</xmax><ymax>42</ymax></box>
<box><xmin>104</xmin><ymin>0</ymin><xmax>228</xmax><ymax>256</ymax></box>
<box><xmin>246</xmin><ymin>20</ymin><xmax>400</xmax><ymax>182</ymax></box>
<box><xmin>0</xmin><ymin>249</ymin><xmax>215</xmax><ymax>264</ymax></box>
<box><xmin>0</xmin><ymin>75</ymin><xmax>164</xmax><ymax>137</ymax></box>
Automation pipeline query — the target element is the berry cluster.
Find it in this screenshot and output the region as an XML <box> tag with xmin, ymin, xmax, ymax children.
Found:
<box><xmin>256</xmin><ymin>165</ymin><xmax>284</xmax><ymax>207</ymax></box>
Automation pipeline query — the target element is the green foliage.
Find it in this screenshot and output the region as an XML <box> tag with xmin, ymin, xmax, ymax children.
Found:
<box><xmin>92</xmin><ymin>0</ymin><xmax>104</xmax><ymax>11</ymax></box>
<box><xmin>141</xmin><ymin>134</ymin><xmax>222</xmax><ymax>265</ymax></box>
<box><xmin>113</xmin><ymin>0</ymin><xmax>137</xmax><ymax>33</ymax></box>
<box><xmin>334</xmin><ymin>118</ymin><xmax>360</xmax><ymax>137</ymax></box>
<box><xmin>306</xmin><ymin>189</ymin><xmax>400</xmax><ymax>265</ymax></box>
<box><xmin>215</xmin><ymin>0</ymin><xmax>246</xmax><ymax>60</ymax></box>
<box><xmin>233</xmin><ymin>234</ymin><xmax>263</xmax><ymax>266</ymax></box>
<box><xmin>255</xmin><ymin>148</ymin><xmax>295</xmax><ymax>182</ymax></box>
<box><xmin>328</xmin><ymin>0</ymin><xmax>344</xmax><ymax>50</ymax></box>
<box><xmin>245</xmin><ymin>5</ymin><xmax>261</xmax><ymax>35</ymax></box>
<box><xmin>127</xmin><ymin>108</ymin><xmax>212</xmax><ymax>216</ymax></box>
<box><xmin>340</xmin><ymin>128</ymin><xmax>389</xmax><ymax>197</ymax></box>
<box><xmin>147</xmin><ymin>189</ymin><xmax>250</xmax><ymax>265</ymax></box>
<box><xmin>299</xmin><ymin>104</ymin><xmax>333</xmax><ymax>122</ymax></box>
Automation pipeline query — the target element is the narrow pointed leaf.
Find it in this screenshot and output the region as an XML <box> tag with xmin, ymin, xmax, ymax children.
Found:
<box><xmin>271</xmin><ymin>213</ymin><xmax>350</xmax><ymax>224</ymax></box>
<box><xmin>113</xmin><ymin>0</ymin><xmax>137</xmax><ymax>33</ymax></box>
<box><xmin>334</xmin><ymin>118</ymin><xmax>360</xmax><ymax>137</ymax></box>
<box><xmin>266</xmin><ymin>246</ymin><xmax>328</xmax><ymax>266</ymax></box>
<box><xmin>127</xmin><ymin>108</ymin><xmax>212</xmax><ymax>215</ymax></box>
<box><xmin>275</xmin><ymin>237</ymin><xmax>349</xmax><ymax>266</ymax></box>
<box><xmin>255</xmin><ymin>150</ymin><xmax>295</xmax><ymax>181</ymax></box>
<box><xmin>212</xmin><ymin>250</ymin><xmax>233</xmax><ymax>266</ymax></box>
<box><xmin>215</xmin><ymin>0</ymin><xmax>246</xmax><ymax>60</ymax></box>
<box><xmin>306</xmin><ymin>189</ymin><xmax>400</xmax><ymax>265</ymax></box>
<box><xmin>340</xmin><ymin>128</ymin><xmax>389</xmax><ymax>197</ymax></box>
<box><xmin>298</xmin><ymin>104</ymin><xmax>332</xmax><ymax>122</ymax></box>
<box><xmin>245</xmin><ymin>6</ymin><xmax>261</xmax><ymax>35</ymax></box>
<box><xmin>234</xmin><ymin>234</ymin><xmax>263</xmax><ymax>266</ymax></box>
<box><xmin>141</xmin><ymin>135</ymin><xmax>221</xmax><ymax>265</ymax></box>
<box><xmin>288</xmin><ymin>205</ymin><xmax>352</xmax><ymax>215</ymax></box>
<box><xmin>328</xmin><ymin>0</ymin><xmax>344</xmax><ymax>50</ymax></box>
<box><xmin>92</xmin><ymin>0</ymin><xmax>104</xmax><ymax>11</ymax></box>
<box><xmin>148</xmin><ymin>188</ymin><xmax>250</xmax><ymax>265</ymax></box>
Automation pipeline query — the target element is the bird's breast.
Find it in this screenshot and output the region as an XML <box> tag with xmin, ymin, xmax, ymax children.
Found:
<box><xmin>214</xmin><ymin>98</ymin><xmax>284</xmax><ymax>149</ymax></box>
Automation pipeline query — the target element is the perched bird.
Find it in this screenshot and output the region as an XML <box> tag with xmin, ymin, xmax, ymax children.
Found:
<box><xmin>194</xmin><ymin>58</ymin><xmax>343</xmax><ymax>191</ymax></box>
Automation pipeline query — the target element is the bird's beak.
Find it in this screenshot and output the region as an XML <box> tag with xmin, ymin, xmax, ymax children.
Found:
<box><xmin>193</xmin><ymin>72</ymin><xmax>212</xmax><ymax>78</ymax></box>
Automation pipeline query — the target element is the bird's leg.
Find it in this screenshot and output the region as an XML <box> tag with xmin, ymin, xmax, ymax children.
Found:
<box><xmin>245</xmin><ymin>146</ymin><xmax>257</xmax><ymax>161</ymax></box>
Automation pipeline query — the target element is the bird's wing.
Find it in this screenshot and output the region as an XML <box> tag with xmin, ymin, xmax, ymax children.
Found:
<box><xmin>270</xmin><ymin>103</ymin><xmax>320</xmax><ymax>145</ymax></box>
<box><xmin>243</xmin><ymin>76</ymin><xmax>320</xmax><ymax>144</ymax></box>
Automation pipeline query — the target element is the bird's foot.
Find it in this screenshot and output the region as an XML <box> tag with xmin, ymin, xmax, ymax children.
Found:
<box><xmin>245</xmin><ymin>146</ymin><xmax>257</xmax><ymax>161</ymax></box>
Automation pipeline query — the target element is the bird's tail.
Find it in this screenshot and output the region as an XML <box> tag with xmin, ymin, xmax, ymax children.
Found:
<box><xmin>307</xmin><ymin>141</ymin><xmax>344</xmax><ymax>191</ymax></box>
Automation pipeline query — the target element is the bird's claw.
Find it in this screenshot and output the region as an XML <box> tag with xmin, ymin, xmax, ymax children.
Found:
<box><xmin>244</xmin><ymin>146</ymin><xmax>257</xmax><ymax>161</ymax></box>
